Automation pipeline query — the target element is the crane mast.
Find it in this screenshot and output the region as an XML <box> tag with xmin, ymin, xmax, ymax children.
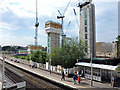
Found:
<box><xmin>35</xmin><ymin>0</ymin><xmax>39</xmax><ymax>46</ymax></box>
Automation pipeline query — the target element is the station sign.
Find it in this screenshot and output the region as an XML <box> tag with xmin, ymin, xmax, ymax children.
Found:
<box><xmin>57</xmin><ymin>65</ymin><xmax>62</xmax><ymax>73</ymax></box>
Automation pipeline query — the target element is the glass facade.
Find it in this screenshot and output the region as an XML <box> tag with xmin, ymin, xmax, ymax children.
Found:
<box><xmin>85</xmin><ymin>41</ymin><xmax>88</xmax><ymax>53</ymax></box>
<box><xmin>85</xmin><ymin>34</ymin><xmax>87</xmax><ymax>39</ymax></box>
<box><xmin>84</xmin><ymin>9</ymin><xmax>87</xmax><ymax>18</ymax></box>
<box><xmin>85</xmin><ymin>20</ymin><xmax>87</xmax><ymax>25</ymax></box>
<box><xmin>85</xmin><ymin>41</ymin><xmax>88</xmax><ymax>47</ymax></box>
<box><xmin>48</xmin><ymin>37</ymin><xmax>50</xmax><ymax>42</ymax></box>
<box><xmin>85</xmin><ymin>27</ymin><xmax>87</xmax><ymax>32</ymax></box>
<box><xmin>48</xmin><ymin>48</ymin><xmax>49</xmax><ymax>53</ymax></box>
<box><xmin>48</xmin><ymin>43</ymin><xmax>49</xmax><ymax>47</ymax></box>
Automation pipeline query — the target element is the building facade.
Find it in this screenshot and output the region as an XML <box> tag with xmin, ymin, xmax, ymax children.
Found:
<box><xmin>45</xmin><ymin>21</ymin><xmax>62</xmax><ymax>53</ymax></box>
<box><xmin>114</xmin><ymin>41</ymin><xmax>120</xmax><ymax>59</ymax></box>
<box><xmin>19</xmin><ymin>50</ymin><xmax>28</xmax><ymax>54</ymax></box>
<box><xmin>27</xmin><ymin>45</ymin><xmax>42</xmax><ymax>53</ymax></box>
<box><xmin>96</xmin><ymin>42</ymin><xmax>114</xmax><ymax>58</ymax></box>
<box><xmin>80</xmin><ymin>3</ymin><xmax>96</xmax><ymax>58</ymax></box>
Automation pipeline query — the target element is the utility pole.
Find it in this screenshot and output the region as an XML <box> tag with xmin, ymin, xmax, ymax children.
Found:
<box><xmin>35</xmin><ymin>0</ymin><xmax>39</xmax><ymax>46</ymax></box>
<box><xmin>91</xmin><ymin>53</ymin><xmax>93</xmax><ymax>87</ymax></box>
<box><xmin>2</xmin><ymin>55</ymin><xmax>5</xmax><ymax>89</ymax></box>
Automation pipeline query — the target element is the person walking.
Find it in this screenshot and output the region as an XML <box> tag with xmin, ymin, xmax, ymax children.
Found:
<box><xmin>61</xmin><ymin>70</ymin><xmax>65</xmax><ymax>80</ymax></box>
<box><xmin>111</xmin><ymin>76</ymin><xmax>115</xmax><ymax>87</ymax></box>
<box><xmin>77</xmin><ymin>74</ymin><xmax>81</xmax><ymax>84</ymax></box>
<box><xmin>50</xmin><ymin>70</ymin><xmax>51</xmax><ymax>74</ymax></box>
<box><xmin>73</xmin><ymin>73</ymin><xmax>77</xmax><ymax>85</ymax></box>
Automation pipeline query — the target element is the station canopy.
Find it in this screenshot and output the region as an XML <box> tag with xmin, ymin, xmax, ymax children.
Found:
<box><xmin>76</xmin><ymin>62</ymin><xmax>118</xmax><ymax>71</ymax></box>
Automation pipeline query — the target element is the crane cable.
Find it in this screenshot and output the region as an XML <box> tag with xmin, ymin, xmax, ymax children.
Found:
<box><xmin>66</xmin><ymin>21</ymin><xmax>71</xmax><ymax>30</ymax></box>
<box><xmin>63</xmin><ymin>0</ymin><xmax>72</xmax><ymax>15</ymax></box>
<box><xmin>73</xmin><ymin>8</ymin><xmax>80</xmax><ymax>29</ymax></box>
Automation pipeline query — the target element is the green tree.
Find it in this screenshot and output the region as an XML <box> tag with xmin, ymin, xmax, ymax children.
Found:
<box><xmin>51</xmin><ymin>38</ymin><xmax>86</xmax><ymax>68</ymax></box>
<box><xmin>30</xmin><ymin>50</ymin><xmax>47</xmax><ymax>64</ymax></box>
<box><xmin>116</xmin><ymin>35</ymin><xmax>120</xmax><ymax>43</ymax></box>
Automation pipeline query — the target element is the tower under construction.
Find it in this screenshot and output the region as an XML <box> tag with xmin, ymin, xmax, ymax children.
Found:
<box><xmin>80</xmin><ymin>2</ymin><xmax>96</xmax><ymax>58</ymax></box>
<box><xmin>45</xmin><ymin>21</ymin><xmax>62</xmax><ymax>53</ymax></box>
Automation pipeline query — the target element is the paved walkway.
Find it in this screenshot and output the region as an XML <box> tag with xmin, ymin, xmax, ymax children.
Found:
<box><xmin>2</xmin><ymin>57</ymin><xmax>116</xmax><ymax>89</ymax></box>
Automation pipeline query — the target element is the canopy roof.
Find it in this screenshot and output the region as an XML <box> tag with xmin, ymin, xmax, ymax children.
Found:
<box><xmin>76</xmin><ymin>62</ymin><xmax>118</xmax><ymax>71</ymax></box>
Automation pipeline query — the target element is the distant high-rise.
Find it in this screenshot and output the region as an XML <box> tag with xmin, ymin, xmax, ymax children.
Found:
<box><xmin>80</xmin><ymin>3</ymin><xmax>96</xmax><ymax>58</ymax></box>
<box><xmin>118</xmin><ymin>1</ymin><xmax>120</xmax><ymax>35</ymax></box>
<box><xmin>45</xmin><ymin>21</ymin><xmax>62</xmax><ymax>53</ymax></box>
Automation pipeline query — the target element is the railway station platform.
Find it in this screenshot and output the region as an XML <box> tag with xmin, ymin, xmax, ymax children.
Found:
<box><xmin>1</xmin><ymin>58</ymin><xmax>116</xmax><ymax>89</ymax></box>
<box><xmin>0</xmin><ymin>82</ymin><xmax>2</xmax><ymax>90</ymax></box>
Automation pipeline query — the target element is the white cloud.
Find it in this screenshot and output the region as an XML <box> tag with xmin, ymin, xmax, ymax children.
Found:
<box><xmin>0</xmin><ymin>0</ymin><xmax>118</xmax><ymax>46</ymax></box>
<box><xmin>0</xmin><ymin>0</ymin><xmax>71</xmax><ymax>17</ymax></box>
<box><xmin>0</xmin><ymin>22</ymin><xmax>20</xmax><ymax>31</ymax></box>
<box><xmin>93</xmin><ymin>0</ymin><xmax>119</xmax><ymax>2</ymax></box>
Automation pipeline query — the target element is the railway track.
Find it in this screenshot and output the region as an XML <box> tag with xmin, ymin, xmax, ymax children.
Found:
<box><xmin>0</xmin><ymin>60</ymin><xmax>73</xmax><ymax>90</ymax></box>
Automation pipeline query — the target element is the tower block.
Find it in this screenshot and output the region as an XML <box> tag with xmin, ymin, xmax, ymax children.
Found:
<box><xmin>45</xmin><ymin>21</ymin><xmax>62</xmax><ymax>53</ymax></box>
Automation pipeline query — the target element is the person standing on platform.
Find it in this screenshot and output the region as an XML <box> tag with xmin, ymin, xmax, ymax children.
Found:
<box><xmin>61</xmin><ymin>70</ymin><xmax>65</xmax><ymax>80</ymax></box>
<box><xmin>73</xmin><ymin>73</ymin><xmax>77</xmax><ymax>85</ymax></box>
<box><xmin>111</xmin><ymin>76</ymin><xmax>115</xmax><ymax>87</ymax></box>
<box><xmin>77</xmin><ymin>74</ymin><xmax>81</xmax><ymax>84</ymax></box>
<box><xmin>50</xmin><ymin>70</ymin><xmax>51</xmax><ymax>74</ymax></box>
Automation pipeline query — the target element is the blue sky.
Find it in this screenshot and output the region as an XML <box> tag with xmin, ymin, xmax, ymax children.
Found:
<box><xmin>0</xmin><ymin>0</ymin><xmax>119</xmax><ymax>47</ymax></box>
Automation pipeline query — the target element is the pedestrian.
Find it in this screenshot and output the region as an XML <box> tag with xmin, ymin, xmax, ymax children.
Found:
<box><xmin>73</xmin><ymin>73</ymin><xmax>77</xmax><ymax>85</ymax></box>
<box><xmin>61</xmin><ymin>70</ymin><xmax>65</xmax><ymax>80</ymax></box>
<box><xmin>50</xmin><ymin>70</ymin><xmax>51</xmax><ymax>74</ymax></box>
<box><xmin>77</xmin><ymin>71</ymin><xmax>79</xmax><ymax>75</ymax></box>
<box><xmin>30</xmin><ymin>60</ymin><xmax>32</xmax><ymax>68</ymax></box>
<box><xmin>77</xmin><ymin>74</ymin><xmax>81</xmax><ymax>84</ymax></box>
<box><xmin>111</xmin><ymin>76</ymin><xmax>115</xmax><ymax>87</ymax></box>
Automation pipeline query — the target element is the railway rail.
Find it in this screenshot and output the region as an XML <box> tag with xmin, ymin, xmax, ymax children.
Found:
<box><xmin>0</xmin><ymin>60</ymin><xmax>74</xmax><ymax>90</ymax></box>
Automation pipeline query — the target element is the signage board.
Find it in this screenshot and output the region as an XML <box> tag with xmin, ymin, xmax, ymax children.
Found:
<box><xmin>57</xmin><ymin>65</ymin><xmax>62</xmax><ymax>73</ymax></box>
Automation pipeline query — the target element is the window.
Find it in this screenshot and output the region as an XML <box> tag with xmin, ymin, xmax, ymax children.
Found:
<box><xmin>85</xmin><ymin>41</ymin><xmax>88</xmax><ymax>47</ymax></box>
<box><xmin>85</xmin><ymin>41</ymin><xmax>88</xmax><ymax>53</ymax></box>
<box><xmin>85</xmin><ymin>20</ymin><xmax>87</xmax><ymax>25</ymax></box>
<box><xmin>85</xmin><ymin>48</ymin><xmax>88</xmax><ymax>53</ymax></box>
<box><xmin>48</xmin><ymin>33</ymin><xmax>50</xmax><ymax>37</ymax></box>
<box><xmin>85</xmin><ymin>27</ymin><xmax>87</xmax><ymax>32</ymax></box>
<box><xmin>85</xmin><ymin>34</ymin><xmax>87</xmax><ymax>39</ymax></box>
<box><xmin>84</xmin><ymin>9</ymin><xmax>87</xmax><ymax>18</ymax></box>
<box><xmin>48</xmin><ymin>49</ymin><xmax>49</xmax><ymax>53</ymax></box>
<box><xmin>48</xmin><ymin>43</ymin><xmax>50</xmax><ymax>47</ymax></box>
<box><xmin>48</xmin><ymin>37</ymin><xmax>50</xmax><ymax>42</ymax></box>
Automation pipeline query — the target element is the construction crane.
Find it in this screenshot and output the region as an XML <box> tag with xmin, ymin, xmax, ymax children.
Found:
<box><xmin>34</xmin><ymin>0</ymin><xmax>39</xmax><ymax>46</ymax></box>
<box><xmin>57</xmin><ymin>0</ymin><xmax>71</xmax><ymax>46</ymax></box>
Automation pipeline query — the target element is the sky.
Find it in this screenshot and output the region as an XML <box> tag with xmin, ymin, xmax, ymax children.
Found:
<box><xmin>0</xmin><ymin>0</ymin><xmax>119</xmax><ymax>47</ymax></box>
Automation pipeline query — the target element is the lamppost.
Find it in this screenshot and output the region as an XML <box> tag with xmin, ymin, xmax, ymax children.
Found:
<box><xmin>49</xmin><ymin>55</ymin><xmax>52</xmax><ymax>74</ymax></box>
<box><xmin>90</xmin><ymin>53</ymin><xmax>93</xmax><ymax>87</ymax></box>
